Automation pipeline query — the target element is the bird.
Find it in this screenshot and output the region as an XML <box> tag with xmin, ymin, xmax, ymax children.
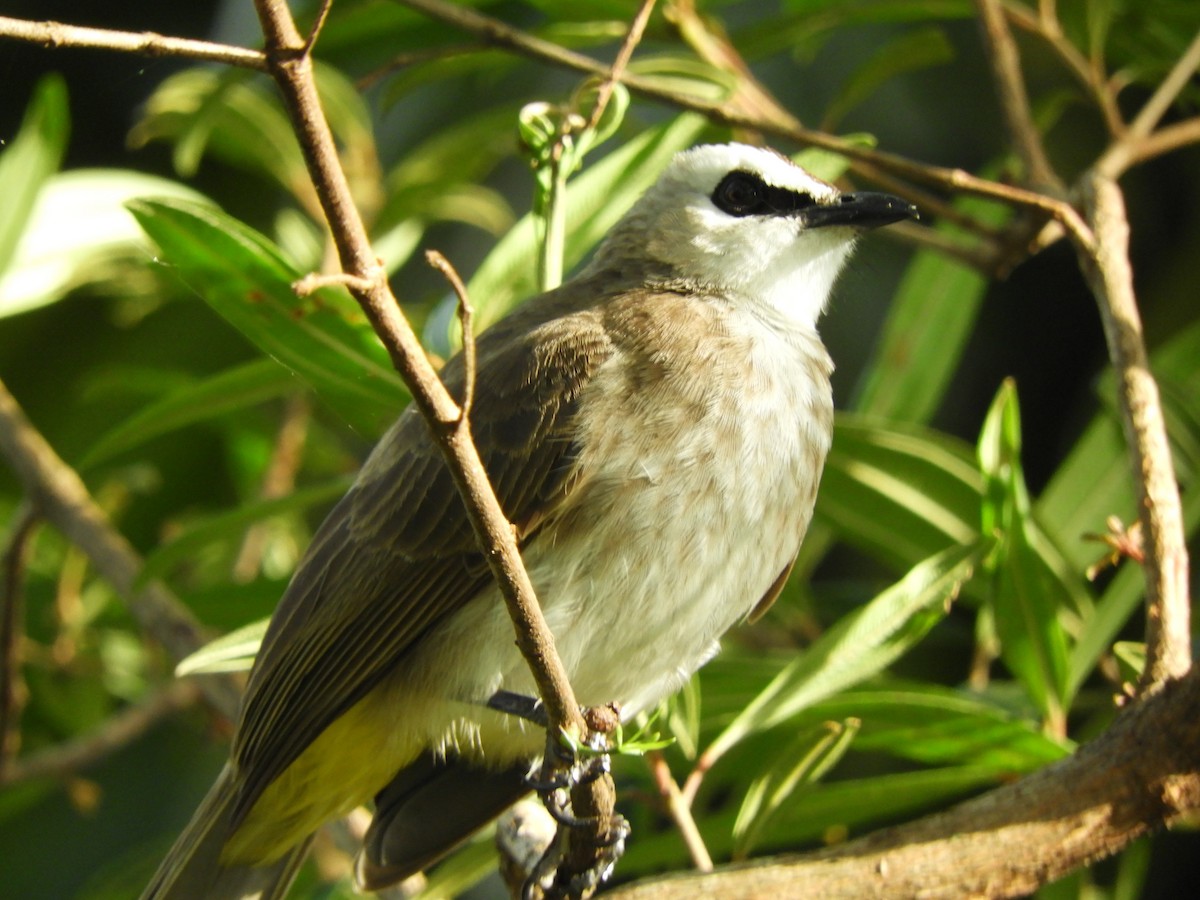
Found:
<box><xmin>142</xmin><ymin>142</ymin><xmax>918</xmax><ymax>899</ymax></box>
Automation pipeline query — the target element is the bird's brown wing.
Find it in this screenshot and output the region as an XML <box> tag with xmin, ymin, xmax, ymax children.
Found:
<box><xmin>229</xmin><ymin>292</ymin><xmax>615</xmax><ymax>822</ymax></box>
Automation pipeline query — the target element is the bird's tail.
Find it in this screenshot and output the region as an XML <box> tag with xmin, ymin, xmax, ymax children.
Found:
<box><xmin>141</xmin><ymin>763</ymin><xmax>312</xmax><ymax>900</ymax></box>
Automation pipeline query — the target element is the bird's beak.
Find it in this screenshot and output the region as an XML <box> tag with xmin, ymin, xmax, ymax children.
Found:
<box><xmin>801</xmin><ymin>192</ymin><xmax>919</xmax><ymax>230</ymax></box>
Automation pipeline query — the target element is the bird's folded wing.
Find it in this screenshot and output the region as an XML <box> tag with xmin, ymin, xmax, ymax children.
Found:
<box><xmin>228</xmin><ymin>293</ymin><xmax>616</xmax><ymax>822</ymax></box>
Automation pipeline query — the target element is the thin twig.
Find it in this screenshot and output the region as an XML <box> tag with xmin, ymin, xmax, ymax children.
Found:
<box><xmin>647</xmin><ymin>751</ymin><xmax>713</xmax><ymax>872</ymax></box>
<box><xmin>1071</xmin><ymin>174</ymin><xmax>1191</xmax><ymax>688</ymax></box>
<box><xmin>1</xmin><ymin>503</ymin><xmax>39</xmax><ymax>777</ymax></box>
<box><xmin>1</xmin><ymin>679</ymin><xmax>200</xmax><ymax>786</ymax></box>
<box><xmin>975</xmin><ymin>0</ymin><xmax>1062</xmax><ymax>191</ymax></box>
<box><xmin>586</xmin><ymin>0</ymin><xmax>657</xmax><ymax>132</ymax></box>
<box><xmin>425</xmin><ymin>250</ymin><xmax>477</xmax><ymax>423</ymax></box>
<box><xmin>0</xmin><ymin>14</ymin><xmax>266</xmax><ymax>69</ymax></box>
<box><xmin>0</xmin><ymin>377</ymin><xmax>241</xmax><ymax>720</ymax></box>
<box><xmin>302</xmin><ymin>0</ymin><xmax>334</xmax><ymax>55</ymax></box>
<box><xmin>1098</xmin><ymin>29</ymin><xmax>1200</xmax><ymax>178</ymax></box>
<box><xmin>397</xmin><ymin>0</ymin><xmax>1094</xmax><ymax>247</ymax></box>
<box><xmin>232</xmin><ymin>393</ymin><xmax>311</xmax><ymax>583</ymax></box>
<box><xmin>250</xmin><ymin>1</ymin><xmax>614</xmax><ymax>888</ymax></box>
<box><xmin>1120</xmin><ymin>117</ymin><xmax>1200</xmax><ymax>170</ymax></box>
<box><xmin>356</xmin><ymin>41</ymin><xmax>483</xmax><ymax>91</ymax></box>
<box><xmin>1002</xmin><ymin>1</ymin><xmax>1124</xmax><ymax>136</ymax></box>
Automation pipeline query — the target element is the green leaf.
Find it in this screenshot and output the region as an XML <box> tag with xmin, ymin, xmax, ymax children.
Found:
<box><xmin>732</xmin><ymin>718</ymin><xmax>859</xmax><ymax>859</ymax></box>
<box><xmin>138</xmin><ymin>476</ymin><xmax>354</xmax><ymax>588</ymax></box>
<box><xmin>82</xmin><ymin>360</ymin><xmax>300</xmax><ymax>467</ymax></box>
<box><xmin>0</xmin><ymin>75</ymin><xmax>69</xmax><ymax>311</ymax></box>
<box><xmin>978</xmin><ymin>383</ymin><xmax>1071</xmax><ymax>728</ymax></box>
<box><xmin>1</xmin><ymin>169</ymin><xmax>207</xmax><ymax>318</ymax></box>
<box><xmin>853</xmin><ymin>196</ymin><xmax>1011</xmax><ymax>423</ymax></box>
<box><xmin>705</xmin><ymin>541</ymin><xmax>984</xmax><ymax>764</ymax></box>
<box><xmin>128</xmin><ymin>197</ymin><xmax>408</xmax><ymax>437</ymax></box>
<box><xmin>175</xmin><ymin>618</ymin><xmax>268</xmax><ymax>676</ymax></box>
<box><xmin>822</xmin><ymin>27</ymin><xmax>955</xmax><ymax>129</ymax></box>
<box><xmin>809</xmin><ymin>683</ymin><xmax>1072</xmax><ymax>770</ymax></box>
<box><xmin>817</xmin><ymin>415</ymin><xmax>981</xmax><ymax>569</ymax></box>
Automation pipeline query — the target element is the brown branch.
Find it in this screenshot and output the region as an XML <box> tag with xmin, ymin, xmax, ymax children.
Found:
<box><xmin>975</xmin><ymin>0</ymin><xmax>1062</xmax><ymax>191</ymax></box>
<box><xmin>425</xmin><ymin>250</ymin><xmax>477</xmax><ymax>423</ymax></box>
<box><xmin>397</xmin><ymin>0</ymin><xmax>1094</xmax><ymax>252</ymax></box>
<box><xmin>0</xmin><ymin>14</ymin><xmax>266</xmax><ymax>69</ymax></box>
<box><xmin>0</xmin><ymin>377</ymin><xmax>242</xmax><ymax>721</ymax></box>
<box><xmin>586</xmin><ymin>0</ymin><xmax>656</xmax><ymax>132</ymax></box>
<box><xmin>1119</xmin><ymin>117</ymin><xmax>1200</xmax><ymax>169</ymax></box>
<box><xmin>647</xmin><ymin>751</ymin><xmax>713</xmax><ymax>872</ymax></box>
<box><xmin>232</xmin><ymin>393</ymin><xmax>311</xmax><ymax>582</ymax></box>
<box><xmin>1</xmin><ymin>679</ymin><xmax>200</xmax><ymax>786</ymax></box>
<box><xmin>1071</xmin><ymin>174</ymin><xmax>1191</xmax><ymax>688</ymax></box>
<box><xmin>1098</xmin><ymin>29</ymin><xmax>1200</xmax><ymax>178</ymax></box>
<box><xmin>609</xmin><ymin>671</ymin><xmax>1200</xmax><ymax>899</ymax></box>
<box><xmin>1002</xmin><ymin>1</ymin><xmax>1124</xmax><ymax>136</ymax></box>
<box><xmin>1</xmin><ymin>503</ymin><xmax>39</xmax><ymax>777</ymax></box>
<box><xmin>249</xmin><ymin>0</ymin><xmax>614</xmax><ymax>889</ymax></box>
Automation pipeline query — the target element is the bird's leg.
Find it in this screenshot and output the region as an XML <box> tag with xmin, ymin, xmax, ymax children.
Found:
<box><xmin>486</xmin><ymin>688</ymin><xmax>549</xmax><ymax>726</ymax></box>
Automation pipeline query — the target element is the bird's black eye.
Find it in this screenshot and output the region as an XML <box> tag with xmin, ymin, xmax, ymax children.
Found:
<box><xmin>712</xmin><ymin>171</ymin><xmax>769</xmax><ymax>217</ymax></box>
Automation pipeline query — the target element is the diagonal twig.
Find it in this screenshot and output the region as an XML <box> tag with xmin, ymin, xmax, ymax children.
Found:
<box><xmin>586</xmin><ymin>0</ymin><xmax>657</xmax><ymax>132</ymax></box>
<box><xmin>0</xmin><ymin>377</ymin><xmax>242</xmax><ymax>721</ymax></box>
<box><xmin>0</xmin><ymin>14</ymin><xmax>266</xmax><ymax>69</ymax></box>
<box><xmin>250</xmin><ymin>1</ymin><xmax>617</xmax><ymax>892</ymax></box>
<box><xmin>975</xmin><ymin>0</ymin><xmax>1062</xmax><ymax>191</ymax></box>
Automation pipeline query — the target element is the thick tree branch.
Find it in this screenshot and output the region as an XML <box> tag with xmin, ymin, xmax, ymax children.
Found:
<box><xmin>608</xmin><ymin>672</ymin><xmax>1200</xmax><ymax>899</ymax></box>
<box><xmin>0</xmin><ymin>14</ymin><xmax>266</xmax><ymax>69</ymax></box>
<box><xmin>1071</xmin><ymin>174</ymin><xmax>1192</xmax><ymax>687</ymax></box>
<box><xmin>0</xmin><ymin>378</ymin><xmax>241</xmax><ymax>720</ymax></box>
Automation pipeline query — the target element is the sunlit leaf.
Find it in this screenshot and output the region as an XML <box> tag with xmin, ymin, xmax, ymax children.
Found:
<box><xmin>0</xmin><ymin>75</ymin><xmax>69</xmax><ymax>293</ymax></box>
<box><xmin>732</xmin><ymin>718</ymin><xmax>859</xmax><ymax>859</ymax></box>
<box><xmin>705</xmin><ymin>540</ymin><xmax>983</xmax><ymax>763</ymax></box>
<box><xmin>128</xmin><ymin>197</ymin><xmax>408</xmax><ymax>436</ymax></box>
<box><xmin>175</xmin><ymin>618</ymin><xmax>268</xmax><ymax>676</ymax></box>
<box><xmin>978</xmin><ymin>382</ymin><xmax>1070</xmax><ymax>727</ymax></box>
<box><xmin>818</xmin><ymin>415</ymin><xmax>981</xmax><ymax>569</ymax></box>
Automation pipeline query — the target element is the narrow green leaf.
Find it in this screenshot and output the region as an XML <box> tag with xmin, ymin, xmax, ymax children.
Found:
<box><xmin>175</xmin><ymin>618</ymin><xmax>268</xmax><ymax>676</ymax></box>
<box><xmin>706</xmin><ymin>541</ymin><xmax>983</xmax><ymax>763</ymax></box>
<box><xmin>853</xmin><ymin>197</ymin><xmax>1010</xmax><ymax>423</ymax></box>
<box><xmin>82</xmin><ymin>360</ymin><xmax>299</xmax><ymax>467</ymax></box>
<box><xmin>128</xmin><ymin>197</ymin><xmax>408</xmax><ymax>437</ymax></box>
<box><xmin>138</xmin><ymin>477</ymin><xmax>353</xmax><ymax>588</ymax></box>
<box><xmin>978</xmin><ymin>383</ymin><xmax>1071</xmax><ymax>727</ymax></box>
<box><xmin>817</xmin><ymin>415</ymin><xmax>981</xmax><ymax>569</ymax></box>
<box><xmin>811</xmin><ymin>684</ymin><xmax>1071</xmax><ymax>770</ymax></box>
<box><xmin>1</xmin><ymin>169</ymin><xmax>207</xmax><ymax>318</ymax></box>
<box><xmin>822</xmin><ymin>27</ymin><xmax>955</xmax><ymax>129</ymax></box>
<box><xmin>732</xmin><ymin>718</ymin><xmax>859</xmax><ymax>859</ymax></box>
<box><xmin>0</xmin><ymin>75</ymin><xmax>70</xmax><ymax>312</ymax></box>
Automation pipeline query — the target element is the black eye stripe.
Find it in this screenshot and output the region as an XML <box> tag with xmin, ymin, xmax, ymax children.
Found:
<box><xmin>712</xmin><ymin>170</ymin><xmax>816</xmax><ymax>218</ymax></box>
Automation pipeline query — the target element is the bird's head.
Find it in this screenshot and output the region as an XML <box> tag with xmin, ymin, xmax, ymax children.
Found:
<box><xmin>593</xmin><ymin>143</ymin><xmax>918</xmax><ymax>330</ymax></box>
